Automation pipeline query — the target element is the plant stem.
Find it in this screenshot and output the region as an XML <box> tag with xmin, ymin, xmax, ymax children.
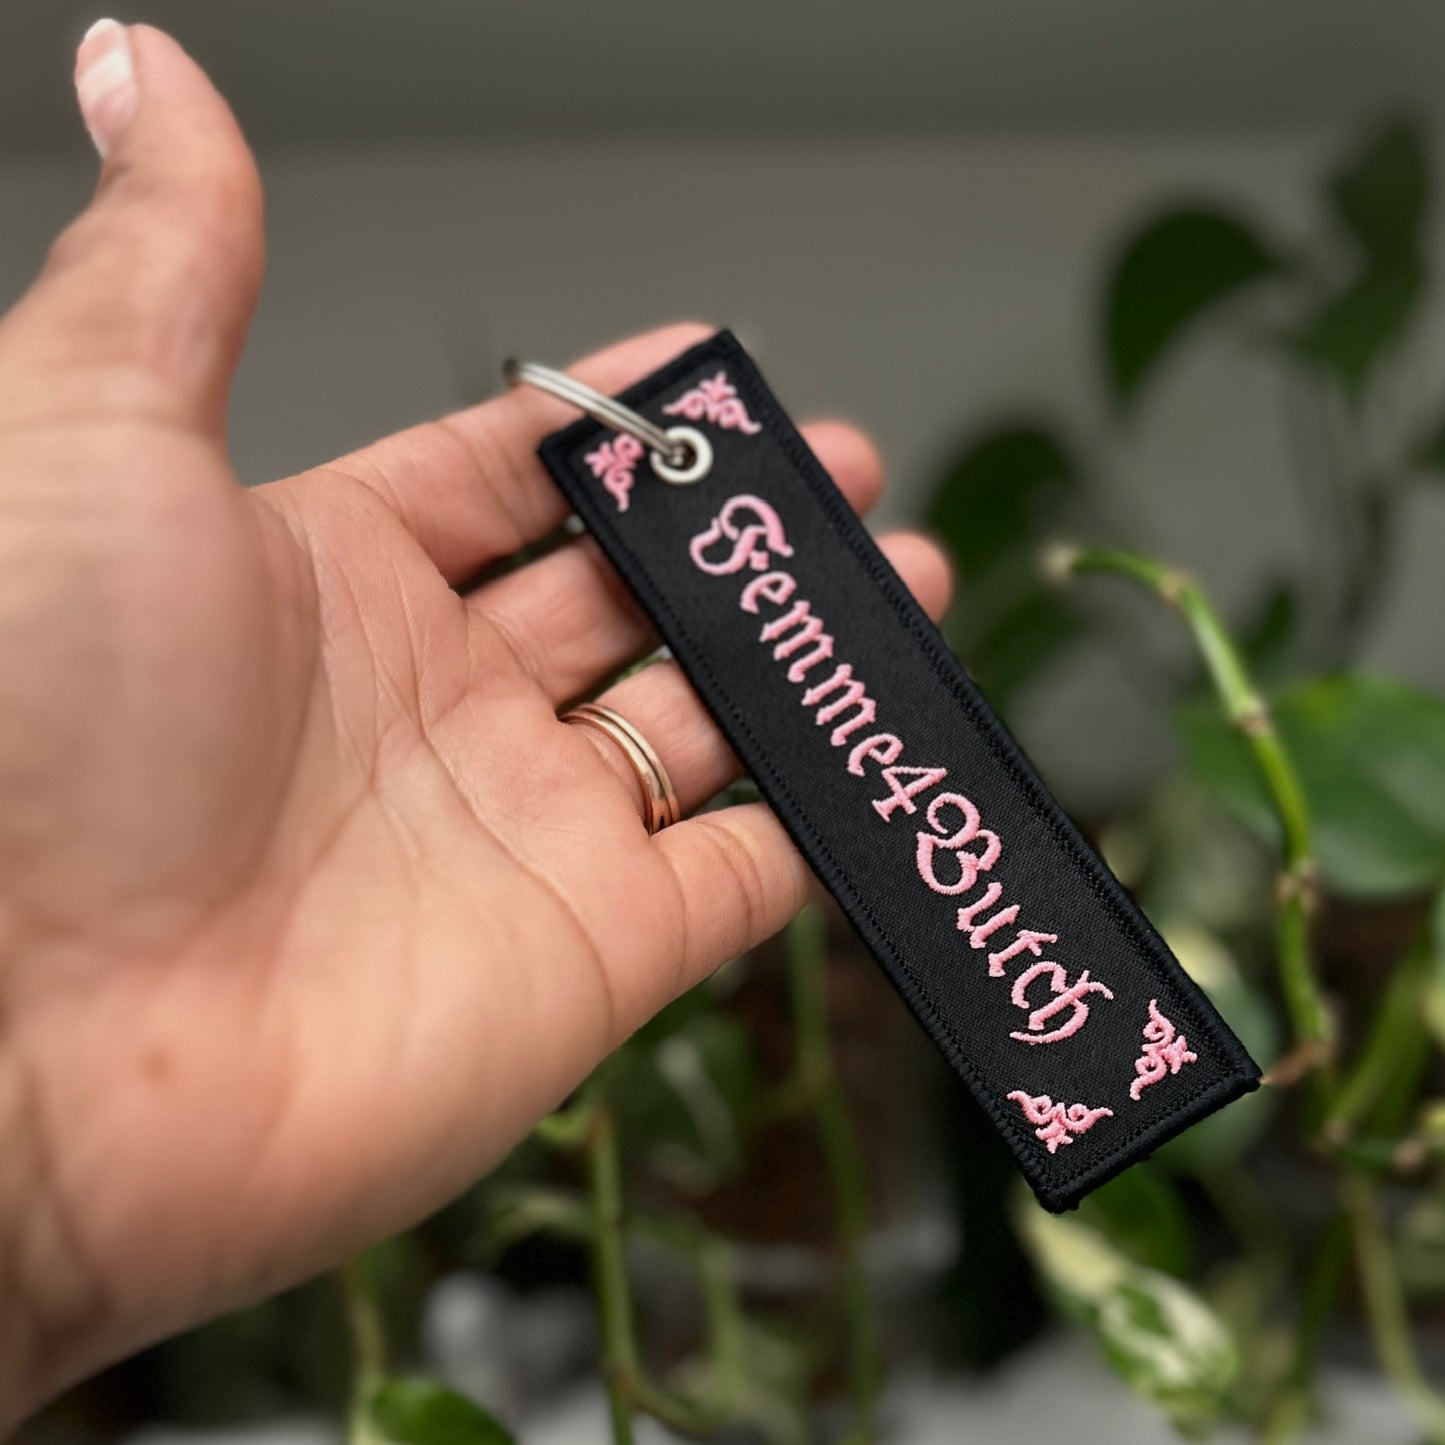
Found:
<box><xmin>339</xmin><ymin>1256</ymin><xmax>386</xmax><ymax>1445</ymax></box>
<box><xmin>1343</xmin><ymin>1170</ymin><xmax>1445</xmax><ymax>1443</ymax></box>
<box><xmin>785</xmin><ymin>905</ymin><xmax>882</xmax><ymax>1444</ymax></box>
<box><xmin>586</xmin><ymin>1105</ymin><xmax>638</xmax><ymax>1445</ymax></box>
<box><xmin>1258</xmin><ymin>1212</ymin><xmax>1349</xmax><ymax>1444</ymax></box>
<box><xmin>1062</xmin><ymin>545</ymin><xmax>1445</xmax><ymax>1440</ymax></box>
<box><xmin>1327</xmin><ymin>935</ymin><xmax>1432</xmax><ymax>1139</ymax></box>
<box><xmin>1062</xmin><ymin>547</ymin><xmax>1331</xmax><ymax>1061</ymax></box>
<box><xmin>547</xmin><ymin>1078</ymin><xmax>745</xmax><ymax>1438</ymax></box>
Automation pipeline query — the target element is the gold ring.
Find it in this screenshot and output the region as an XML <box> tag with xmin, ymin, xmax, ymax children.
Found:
<box><xmin>562</xmin><ymin>702</ymin><xmax>680</xmax><ymax>835</ymax></box>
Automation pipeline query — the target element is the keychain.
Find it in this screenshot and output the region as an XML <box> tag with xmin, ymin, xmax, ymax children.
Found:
<box><xmin>507</xmin><ymin>331</ymin><xmax>1259</xmax><ymax>1212</ymax></box>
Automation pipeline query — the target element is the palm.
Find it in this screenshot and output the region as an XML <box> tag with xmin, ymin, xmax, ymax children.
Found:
<box><xmin>8</xmin><ymin>401</ymin><xmax>702</xmax><ymax>1353</ymax></box>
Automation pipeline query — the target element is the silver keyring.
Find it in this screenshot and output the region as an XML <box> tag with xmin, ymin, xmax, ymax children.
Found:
<box><xmin>504</xmin><ymin>358</ymin><xmax>698</xmax><ymax>474</ymax></box>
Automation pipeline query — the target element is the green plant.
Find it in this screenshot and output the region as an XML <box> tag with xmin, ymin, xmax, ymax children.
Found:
<box><xmin>937</xmin><ymin>116</ymin><xmax>1445</xmax><ymax>1442</ymax></box>
<box><xmin>334</xmin><ymin>902</ymin><xmax>882</xmax><ymax>1445</ymax></box>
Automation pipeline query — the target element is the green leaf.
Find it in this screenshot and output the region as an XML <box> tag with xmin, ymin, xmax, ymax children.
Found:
<box><xmin>1077</xmin><ymin>1166</ymin><xmax>1194</xmax><ymax>1279</ymax></box>
<box><xmin>1414</xmin><ymin>410</ymin><xmax>1445</xmax><ymax>478</ymax></box>
<box><xmin>1104</xmin><ymin>208</ymin><xmax>1278</xmax><ymax>407</ymax></box>
<box><xmin>670</xmin><ymin>1316</ymin><xmax>812</xmax><ymax>1445</ymax></box>
<box><xmin>1398</xmin><ymin>1192</ymin><xmax>1445</xmax><ymax>1299</ymax></box>
<box><xmin>616</xmin><ymin>1010</ymin><xmax>756</xmax><ymax>1191</ymax></box>
<box><xmin>1329</xmin><ymin>118</ymin><xmax>1430</xmax><ymax>256</ymax></box>
<box><xmin>1180</xmin><ymin>674</ymin><xmax>1445</xmax><ymax>899</ymax></box>
<box><xmin>367</xmin><ymin>1376</ymin><xmax>515</xmax><ymax>1445</ymax></box>
<box><xmin>1153</xmin><ymin>921</ymin><xmax>1278</xmax><ymax>1170</ymax></box>
<box><xmin>1289</xmin><ymin>250</ymin><xmax>1425</xmax><ymax>395</ymax></box>
<box><xmin>1238</xmin><ymin>580</ymin><xmax>1300</xmax><ymax>678</ymax></box>
<box><xmin>480</xmin><ymin>1185</ymin><xmax>592</xmax><ymax>1257</ymax></box>
<box><xmin>948</xmin><ymin>588</ymin><xmax>1086</xmax><ymax>710</ymax></box>
<box><xmin>925</xmin><ymin>424</ymin><xmax>1078</xmax><ymax>576</ymax></box>
<box><xmin>927</xmin><ymin>424</ymin><xmax>1089</xmax><ymax>705</ymax></box>
<box><xmin>1426</xmin><ymin>890</ymin><xmax>1445</xmax><ymax>1050</ymax></box>
<box><xmin>1015</xmin><ymin>1204</ymin><xmax>1238</xmax><ymax>1435</ymax></box>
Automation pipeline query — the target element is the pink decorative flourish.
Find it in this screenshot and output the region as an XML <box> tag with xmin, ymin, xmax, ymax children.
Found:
<box><xmin>584</xmin><ymin>433</ymin><xmax>644</xmax><ymax>512</ymax></box>
<box><xmin>1129</xmin><ymin>999</ymin><xmax>1199</xmax><ymax>1101</ymax></box>
<box><xmin>1007</xmin><ymin>1090</ymin><xmax>1114</xmax><ymax>1154</ymax></box>
<box><xmin>664</xmin><ymin>371</ymin><xmax>762</xmax><ymax>434</ymax></box>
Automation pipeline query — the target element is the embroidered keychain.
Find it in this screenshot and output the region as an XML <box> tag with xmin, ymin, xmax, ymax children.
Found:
<box><xmin>510</xmin><ymin>331</ymin><xmax>1259</xmax><ymax>1212</ymax></box>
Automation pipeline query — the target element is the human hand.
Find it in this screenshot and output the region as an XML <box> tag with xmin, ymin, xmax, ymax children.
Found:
<box><xmin>0</xmin><ymin>22</ymin><xmax>953</xmax><ymax>1425</ymax></box>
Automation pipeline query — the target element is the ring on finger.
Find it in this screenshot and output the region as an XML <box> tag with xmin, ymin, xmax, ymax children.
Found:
<box><xmin>562</xmin><ymin>702</ymin><xmax>681</xmax><ymax>836</ymax></box>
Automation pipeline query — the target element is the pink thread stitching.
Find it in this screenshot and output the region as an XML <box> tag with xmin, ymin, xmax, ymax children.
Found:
<box><xmin>664</xmin><ymin>371</ymin><xmax>763</xmax><ymax>434</ymax></box>
<box><xmin>688</xmin><ymin>494</ymin><xmax>795</xmax><ymax>575</ymax></box>
<box><xmin>873</xmin><ymin>764</ymin><xmax>949</xmax><ymax>822</ymax></box>
<box><xmin>1006</xmin><ymin>1091</ymin><xmax>1114</xmax><ymax>1153</ymax></box>
<box><xmin>916</xmin><ymin>791</ymin><xmax>1002</xmax><ymax>896</ymax></box>
<box><xmin>584</xmin><ymin>433</ymin><xmax>644</xmax><ymax>512</ymax></box>
<box><xmin>683</xmin><ymin>491</ymin><xmax>1132</xmax><ymax>1118</ymax></box>
<box><xmin>1129</xmin><ymin>999</ymin><xmax>1199</xmax><ymax>1100</ymax></box>
<box><xmin>1009</xmin><ymin>964</ymin><xmax>1114</xmax><ymax>1045</ymax></box>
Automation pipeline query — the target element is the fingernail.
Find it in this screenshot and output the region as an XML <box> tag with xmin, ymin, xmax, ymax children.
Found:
<box><xmin>75</xmin><ymin>19</ymin><xmax>137</xmax><ymax>159</ymax></box>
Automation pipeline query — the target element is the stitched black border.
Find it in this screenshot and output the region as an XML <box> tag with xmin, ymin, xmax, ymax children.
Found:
<box><xmin>538</xmin><ymin>331</ymin><xmax>1260</xmax><ymax>1211</ymax></box>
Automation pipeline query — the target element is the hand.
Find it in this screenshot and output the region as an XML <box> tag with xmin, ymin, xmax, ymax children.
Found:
<box><xmin>0</xmin><ymin>22</ymin><xmax>953</xmax><ymax>1425</ymax></box>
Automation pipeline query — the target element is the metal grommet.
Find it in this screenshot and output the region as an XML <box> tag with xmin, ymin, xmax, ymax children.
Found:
<box><xmin>650</xmin><ymin>426</ymin><xmax>711</xmax><ymax>486</ymax></box>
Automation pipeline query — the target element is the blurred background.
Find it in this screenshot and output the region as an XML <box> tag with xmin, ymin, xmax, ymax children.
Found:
<box><xmin>5</xmin><ymin>3</ymin><xmax>1445</xmax><ymax>1443</ymax></box>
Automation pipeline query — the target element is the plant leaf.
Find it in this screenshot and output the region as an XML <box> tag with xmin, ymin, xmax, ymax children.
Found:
<box><xmin>669</xmin><ymin>1315</ymin><xmax>812</xmax><ymax>1445</ymax></box>
<box><xmin>480</xmin><ymin>1186</ymin><xmax>592</xmax><ymax>1258</ymax></box>
<box><xmin>1426</xmin><ymin>889</ymin><xmax>1445</xmax><ymax>1050</ymax></box>
<box><xmin>1077</xmin><ymin>1166</ymin><xmax>1194</xmax><ymax>1279</ymax></box>
<box><xmin>1238</xmin><ymin>580</ymin><xmax>1300</xmax><ymax>678</ymax></box>
<box><xmin>1398</xmin><ymin>1192</ymin><xmax>1445</xmax><ymax>1299</ymax></box>
<box><xmin>1104</xmin><ymin>208</ymin><xmax>1278</xmax><ymax>407</ymax></box>
<box><xmin>925</xmin><ymin>424</ymin><xmax>1078</xmax><ymax>576</ymax></box>
<box><xmin>368</xmin><ymin>1376</ymin><xmax>515</xmax><ymax>1445</ymax></box>
<box><xmin>616</xmin><ymin>1010</ymin><xmax>756</xmax><ymax>1191</ymax></box>
<box><xmin>948</xmin><ymin>588</ymin><xmax>1086</xmax><ymax>710</ymax></box>
<box><xmin>1415</xmin><ymin>411</ymin><xmax>1445</xmax><ymax>479</ymax></box>
<box><xmin>1153</xmin><ymin>921</ymin><xmax>1278</xmax><ymax>1170</ymax></box>
<box><xmin>926</xmin><ymin>424</ymin><xmax>1088</xmax><ymax>706</ymax></box>
<box><xmin>1289</xmin><ymin>250</ymin><xmax>1425</xmax><ymax>396</ymax></box>
<box><xmin>1015</xmin><ymin>1204</ymin><xmax>1237</xmax><ymax>1435</ymax></box>
<box><xmin>1329</xmin><ymin>118</ymin><xmax>1430</xmax><ymax>256</ymax></box>
<box><xmin>1180</xmin><ymin>674</ymin><xmax>1445</xmax><ymax>899</ymax></box>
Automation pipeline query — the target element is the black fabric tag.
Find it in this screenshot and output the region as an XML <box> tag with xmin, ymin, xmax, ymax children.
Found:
<box><xmin>537</xmin><ymin>331</ymin><xmax>1259</xmax><ymax>1211</ymax></box>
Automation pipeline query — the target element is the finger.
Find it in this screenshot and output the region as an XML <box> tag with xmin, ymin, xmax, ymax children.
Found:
<box><xmin>575</xmin><ymin>531</ymin><xmax>955</xmax><ymax>815</ymax></box>
<box><xmin>651</xmin><ymin>803</ymin><xmax>814</xmax><ymax>999</ymax></box>
<box><xmin>296</xmin><ymin>323</ymin><xmax>718</xmax><ymax>585</ymax></box>
<box><xmin>466</xmin><ymin>420</ymin><xmax>886</xmax><ymax>702</ymax></box>
<box><xmin>2</xmin><ymin>24</ymin><xmax>264</xmax><ymax>436</ymax></box>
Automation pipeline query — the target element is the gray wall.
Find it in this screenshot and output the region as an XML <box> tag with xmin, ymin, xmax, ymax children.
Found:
<box><xmin>3</xmin><ymin>132</ymin><xmax>1442</xmax><ymax>807</ymax></box>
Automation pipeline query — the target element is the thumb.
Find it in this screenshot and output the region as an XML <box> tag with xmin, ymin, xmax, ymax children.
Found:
<box><xmin>6</xmin><ymin>21</ymin><xmax>264</xmax><ymax>436</ymax></box>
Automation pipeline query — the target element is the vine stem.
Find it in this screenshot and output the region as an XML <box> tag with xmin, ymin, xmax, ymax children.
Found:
<box><xmin>1060</xmin><ymin>544</ymin><xmax>1445</xmax><ymax>1443</ymax></box>
<box><xmin>1059</xmin><ymin>546</ymin><xmax>1330</xmax><ymax>1061</ymax></box>
<box><xmin>1343</xmin><ymin>1170</ymin><xmax>1445</xmax><ymax>1443</ymax></box>
<box><xmin>537</xmin><ymin>1085</ymin><xmax>745</xmax><ymax>1438</ymax></box>
<box><xmin>586</xmin><ymin>1105</ymin><xmax>638</xmax><ymax>1445</ymax></box>
<box><xmin>784</xmin><ymin>904</ymin><xmax>882</xmax><ymax>1444</ymax></box>
<box><xmin>339</xmin><ymin>1256</ymin><xmax>386</xmax><ymax>1445</ymax></box>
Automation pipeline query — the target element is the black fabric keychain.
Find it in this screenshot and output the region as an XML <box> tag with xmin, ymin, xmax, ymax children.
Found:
<box><xmin>513</xmin><ymin>330</ymin><xmax>1259</xmax><ymax>1212</ymax></box>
